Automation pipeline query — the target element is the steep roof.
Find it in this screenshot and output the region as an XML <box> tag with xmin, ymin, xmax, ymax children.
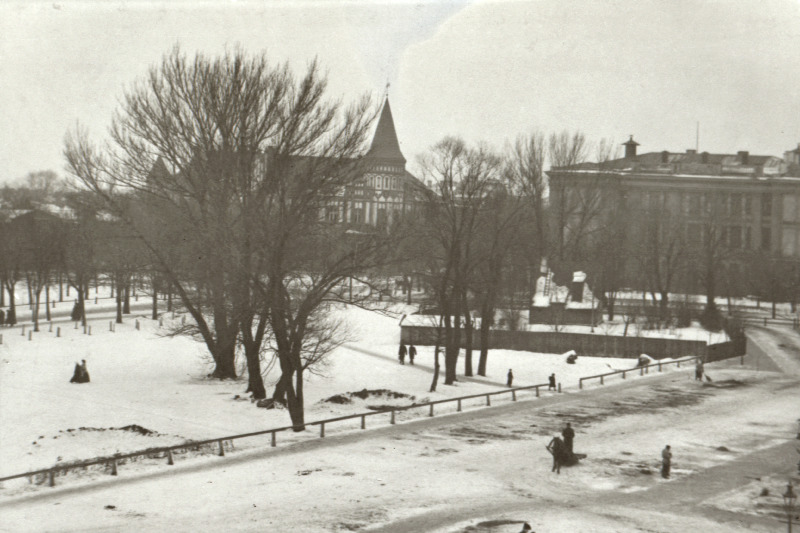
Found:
<box><xmin>367</xmin><ymin>98</ymin><xmax>406</xmax><ymax>164</ymax></box>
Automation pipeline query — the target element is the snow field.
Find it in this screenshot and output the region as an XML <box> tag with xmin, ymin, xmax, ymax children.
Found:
<box><xmin>0</xmin><ymin>303</ymin><xmax>671</xmax><ymax>481</ymax></box>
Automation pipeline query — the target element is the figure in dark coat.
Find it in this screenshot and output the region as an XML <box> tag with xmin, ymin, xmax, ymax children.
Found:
<box><xmin>409</xmin><ymin>344</ymin><xmax>417</xmax><ymax>365</ymax></box>
<box><xmin>546</xmin><ymin>436</ymin><xmax>566</xmax><ymax>474</ymax></box>
<box><xmin>0</xmin><ymin>309</ymin><xmax>5</xmax><ymax>326</ymax></box>
<box><xmin>661</xmin><ymin>445</ymin><xmax>672</xmax><ymax>479</ymax></box>
<box><xmin>548</xmin><ymin>373</ymin><xmax>556</xmax><ymax>391</ymax></box>
<box><xmin>70</xmin><ymin>359</ymin><xmax>90</xmax><ymax>383</ymax></box>
<box><xmin>507</xmin><ymin>369</ymin><xmax>514</xmax><ymax>387</ymax></box>
<box><xmin>398</xmin><ymin>343</ymin><xmax>407</xmax><ymax>365</ymax></box>
<box><xmin>562</xmin><ymin>422</ymin><xmax>575</xmax><ymax>454</ymax></box>
<box><xmin>519</xmin><ymin>523</ymin><xmax>533</xmax><ymax>532</ymax></box>
<box><xmin>695</xmin><ymin>360</ymin><xmax>704</xmax><ymax>381</ymax></box>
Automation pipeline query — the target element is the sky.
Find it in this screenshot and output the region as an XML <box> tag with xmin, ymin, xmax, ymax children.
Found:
<box><xmin>1</xmin><ymin>0</ymin><xmax>800</xmax><ymax>184</ymax></box>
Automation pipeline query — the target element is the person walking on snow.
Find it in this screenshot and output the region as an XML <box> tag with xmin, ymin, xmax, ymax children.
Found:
<box><xmin>398</xmin><ymin>343</ymin><xmax>407</xmax><ymax>365</ymax></box>
<box><xmin>547</xmin><ymin>435</ymin><xmax>566</xmax><ymax>474</ymax></box>
<box><xmin>695</xmin><ymin>360</ymin><xmax>704</xmax><ymax>381</ymax></box>
<box><xmin>661</xmin><ymin>445</ymin><xmax>672</xmax><ymax>479</ymax></box>
<box><xmin>507</xmin><ymin>369</ymin><xmax>514</xmax><ymax>387</ymax></box>
<box><xmin>408</xmin><ymin>344</ymin><xmax>416</xmax><ymax>365</ymax></box>
<box><xmin>548</xmin><ymin>373</ymin><xmax>556</xmax><ymax>391</ymax></box>
<box><xmin>562</xmin><ymin>422</ymin><xmax>575</xmax><ymax>454</ymax></box>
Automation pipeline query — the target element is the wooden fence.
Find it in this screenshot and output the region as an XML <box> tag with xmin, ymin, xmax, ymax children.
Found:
<box><xmin>401</xmin><ymin>325</ymin><xmax>709</xmax><ymax>359</ymax></box>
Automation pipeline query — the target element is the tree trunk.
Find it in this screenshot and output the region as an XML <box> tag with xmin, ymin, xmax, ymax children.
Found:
<box><xmin>244</xmin><ymin>345</ymin><xmax>266</xmax><ymax>399</ymax></box>
<box><xmin>152</xmin><ymin>286</ymin><xmax>159</xmax><ymax>320</ymax></box>
<box><xmin>477</xmin><ymin>297</ymin><xmax>492</xmax><ymax>376</ymax></box>
<box><xmin>45</xmin><ymin>285</ymin><xmax>51</xmax><ymax>322</ymax></box>
<box><xmin>115</xmin><ymin>283</ymin><xmax>123</xmax><ymax>324</ymax></box>
<box><xmin>33</xmin><ymin>289</ymin><xmax>41</xmax><ymax>332</ymax></box>
<box><xmin>123</xmin><ymin>283</ymin><xmax>131</xmax><ymax>314</ymax></box>
<box><xmin>462</xmin><ymin>290</ymin><xmax>473</xmax><ymax>377</ymax></box>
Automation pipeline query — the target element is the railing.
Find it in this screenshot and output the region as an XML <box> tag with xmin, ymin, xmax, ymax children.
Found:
<box><xmin>4</xmin><ymin>352</ymin><xmax>719</xmax><ymax>489</ymax></box>
<box><xmin>0</xmin><ymin>380</ymin><xmax>557</xmax><ymax>488</ymax></box>
<box><xmin>578</xmin><ymin>355</ymin><xmax>700</xmax><ymax>389</ymax></box>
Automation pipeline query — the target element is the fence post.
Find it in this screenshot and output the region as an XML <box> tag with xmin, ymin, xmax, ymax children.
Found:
<box><xmin>109</xmin><ymin>321</ymin><xmax>113</xmax><ymax>332</ymax></box>
<box><xmin>136</xmin><ymin>320</ymin><xmax>140</xmax><ymax>330</ymax></box>
<box><xmin>536</xmin><ymin>386</ymin><xmax>540</xmax><ymax>397</ymax></box>
<box><xmin>558</xmin><ymin>383</ymin><xmax>561</xmax><ymax>393</ymax></box>
<box><xmin>167</xmin><ymin>449</ymin><xmax>174</xmax><ymax>465</ymax></box>
<box><xmin>49</xmin><ymin>470</ymin><xmax>55</xmax><ymax>487</ymax></box>
<box><xmin>56</xmin><ymin>327</ymin><xmax>60</xmax><ymax>338</ymax></box>
<box><xmin>320</xmin><ymin>423</ymin><xmax>325</xmax><ymax>438</ymax></box>
<box><xmin>0</xmin><ymin>334</ymin><xmax>3</xmax><ymax>345</ymax></box>
<box><xmin>361</xmin><ymin>415</ymin><xmax>366</xmax><ymax>429</ymax></box>
<box><xmin>486</xmin><ymin>395</ymin><xmax>491</xmax><ymax>406</ymax></box>
<box><xmin>88</xmin><ymin>326</ymin><xmax>92</xmax><ymax>336</ymax></box>
<box><xmin>640</xmin><ymin>367</ymin><xmax>644</xmax><ymax>376</ymax></box>
<box><xmin>390</xmin><ymin>411</ymin><xmax>396</xmax><ymax>425</ymax></box>
<box><xmin>218</xmin><ymin>440</ymin><xmax>225</xmax><ymax>456</ymax></box>
<box><xmin>21</xmin><ymin>325</ymin><xmax>25</xmax><ymax>336</ymax></box>
<box><xmin>271</xmin><ymin>431</ymin><xmax>276</xmax><ymax>447</ymax></box>
<box><xmin>457</xmin><ymin>399</ymin><xmax>462</xmax><ymax>412</ymax></box>
<box><xmin>579</xmin><ymin>379</ymin><xmax>582</xmax><ymax>389</ymax></box>
<box><xmin>110</xmin><ymin>460</ymin><xmax>118</xmax><ymax>476</ymax></box>
<box><xmin>622</xmin><ymin>371</ymin><xmax>626</xmax><ymax>379</ymax></box>
<box><xmin>658</xmin><ymin>362</ymin><xmax>662</xmax><ymax>372</ymax></box>
<box><xmin>600</xmin><ymin>375</ymin><xmax>604</xmax><ymax>385</ymax></box>
<box><xmin>512</xmin><ymin>390</ymin><xmax>517</xmax><ymax>401</ymax></box>
<box><xmin>28</xmin><ymin>331</ymin><xmax>32</xmax><ymax>341</ymax></box>
<box><xmin>49</xmin><ymin>322</ymin><xmax>53</xmax><ymax>332</ymax></box>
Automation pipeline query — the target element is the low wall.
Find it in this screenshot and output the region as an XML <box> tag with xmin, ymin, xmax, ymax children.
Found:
<box><xmin>400</xmin><ymin>325</ymin><xmax>711</xmax><ymax>359</ymax></box>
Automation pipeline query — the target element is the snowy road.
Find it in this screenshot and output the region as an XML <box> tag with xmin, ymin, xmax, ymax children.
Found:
<box><xmin>0</xmin><ymin>356</ymin><xmax>796</xmax><ymax>533</ymax></box>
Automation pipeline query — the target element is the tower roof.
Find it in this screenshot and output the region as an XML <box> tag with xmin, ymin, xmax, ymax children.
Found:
<box><xmin>367</xmin><ymin>98</ymin><xmax>406</xmax><ymax>164</ymax></box>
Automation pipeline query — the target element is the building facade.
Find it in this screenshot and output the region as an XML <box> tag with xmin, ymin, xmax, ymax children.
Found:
<box><xmin>323</xmin><ymin>98</ymin><xmax>424</xmax><ymax>227</ymax></box>
<box><xmin>547</xmin><ymin>138</ymin><xmax>800</xmax><ymax>297</ymax></box>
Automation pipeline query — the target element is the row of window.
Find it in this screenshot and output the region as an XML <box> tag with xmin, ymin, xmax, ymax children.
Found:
<box><xmin>685</xmin><ymin>224</ymin><xmax>771</xmax><ymax>251</ymax></box>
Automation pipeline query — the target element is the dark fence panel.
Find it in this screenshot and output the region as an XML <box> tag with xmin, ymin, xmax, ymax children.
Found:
<box><xmin>401</xmin><ymin>325</ymin><xmax>710</xmax><ymax>359</ymax></box>
<box><xmin>706</xmin><ymin>337</ymin><xmax>746</xmax><ymax>362</ymax></box>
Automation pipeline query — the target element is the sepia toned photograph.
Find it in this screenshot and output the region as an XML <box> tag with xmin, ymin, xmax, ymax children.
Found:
<box><xmin>1</xmin><ymin>1</ymin><xmax>799</xmax><ymax>531</ymax></box>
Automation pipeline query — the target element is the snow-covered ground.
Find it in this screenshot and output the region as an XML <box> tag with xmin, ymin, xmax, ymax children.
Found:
<box><xmin>1</xmin><ymin>301</ymin><xmax>795</xmax><ymax>532</ymax></box>
<box><xmin>0</xmin><ymin>303</ymin><xmax>652</xmax><ymax>478</ymax></box>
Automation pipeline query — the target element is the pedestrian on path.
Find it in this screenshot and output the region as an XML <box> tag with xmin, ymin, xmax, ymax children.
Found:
<box><xmin>562</xmin><ymin>422</ymin><xmax>575</xmax><ymax>454</ymax></box>
<box><xmin>546</xmin><ymin>435</ymin><xmax>566</xmax><ymax>474</ymax></box>
<box><xmin>507</xmin><ymin>369</ymin><xmax>514</xmax><ymax>387</ymax></box>
<box><xmin>548</xmin><ymin>373</ymin><xmax>556</xmax><ymax>391</ymax></box>
<box><xmin>398</xmin><ymin>343</ymin><xmax>407</xmax><ymax>365</ymax></box>
<box><xmin>0</xmin><ymin>308</ymin><xmax>4</xmax><ymax>326</ymax></box>
<box><xmin>695</xmin><ymin>360</ymin><xmax>704</xmax><ymax>381</ymax></box>
<box><xmin>661</xmin><ymin>444</ymin><xmax>672</xmax><ymax>479</ymax></box>
<box><xmin>409</xmin><ymin>344</ymin><xmax>416</xmax><ymax>365</ymax></box>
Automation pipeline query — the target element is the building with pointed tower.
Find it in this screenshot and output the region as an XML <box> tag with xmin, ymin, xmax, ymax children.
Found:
<box><xmin>324</xmin><ymin>98</ymin><xmax>424</xmax><ymax>227</ymax></box>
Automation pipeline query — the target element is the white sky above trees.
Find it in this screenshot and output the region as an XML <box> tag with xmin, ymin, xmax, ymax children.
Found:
<box><xmin>1</xmin><ymin>0</ymin><xmax>800</xmax><ymax>184</ymax></box>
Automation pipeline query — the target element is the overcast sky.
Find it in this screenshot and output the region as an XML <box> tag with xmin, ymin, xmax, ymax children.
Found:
<box><xmin>2</xmin><ymin>0</ymin><xmax>800</xmax><ymax>185</ymax></box>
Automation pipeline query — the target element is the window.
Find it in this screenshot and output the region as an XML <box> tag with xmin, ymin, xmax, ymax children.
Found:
<box><xmin>352</xmin><ymin>202</ymin><xmax>364</xmax><ymax>223</ymax></box>
<box><xmin>783</xmin><ymin>195</ymin><xmax>796</xmax><ymax>222</ymax></box>
<box><xmin>744</xmin><ymin>196</ymin><xmax>752</xmax><ymax>216</ymax></box>
<box><xmin>730</xmin><ymin>194</ymin><xmax>742</xmax><ymax>216</ymax></box>
<box><xmin>327</xmin><ymin>207</ymin><xmax>338</xmax><ymax>223</ymax></box>
<box><xmin>745</xmin><ymin>226</ymin><xmax>752</xmax><ymax>249</ymax></box>
<box><xmin>728</xmin><ymin>226</ymin><xmax>742</xmax><ymax>248</ymax></box>
<box><xmin>688</xmin><ymin>194</ymin><xmax>702</xmax><ymax>216</ymax></box>
<box><xmin>761</xmin><ymin>227</ymin><xmax>772</xmax><ymax>251</ymax></box>
<box><xmin>762</xmin><ymin>194</ymin><xmax>773</xmax><ymax>218</ymax></box>
<box><xmin>782</xmin><ymin>227</ymin><xmax>797</xmax><ymax>256</ymax></box>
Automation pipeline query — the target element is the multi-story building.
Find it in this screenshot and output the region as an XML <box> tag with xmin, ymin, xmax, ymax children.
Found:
<box><xmin>323</xmin><ymin>98</ymin><xmax>424</xmax><ymax>227</ymax></box>
<box><xmin>547</xmin><ymin>137</ymin><xmax>800</xmax><ymax>297</ymax></box>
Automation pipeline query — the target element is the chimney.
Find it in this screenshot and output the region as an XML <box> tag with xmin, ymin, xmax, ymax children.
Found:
<box><xmin>661</xmin><ymin>150</ymin><xmax>670</xmax><ymax>163</ymax></box>
<box><xmin>738</xmin><ymin>151</ymin><xmax>749</xmax><ymax>165</ymax></box>
<box><xmin>571</xmin><ymin>272</ymin><xmax>586</xmax><ymax>304</ymax></box>
<box><xmin>701</xmin><ymin>151</ymin><xmax>709</xmax><ymax>164</ymax></box>
<box><xmin>686</xmin><ymin>149</ymin><xmax>697</xmax><ymax>155</ymax></box>
<box><xmin>622</xmin><ymin>135</ymin><xmax>639</xmax><ymax>158</ymax></box>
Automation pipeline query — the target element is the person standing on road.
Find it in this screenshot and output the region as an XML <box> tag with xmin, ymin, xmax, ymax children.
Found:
<box><xmin>547</xmin><ymin>435</ymin><xmax>566</xmax><ymax>474</ymax></box>
<box><xmin>409</xmin><ymin>344</ymin><xmax>416</xmax><ymax>365</ymax></box>
<box><xmin>661</xmin><ymin>445</ymin><xmax>672</xmax><ymax>478</ymax></box>
<box><xmin>0</xmin><ymin>308</ymin><xmax>5</xmax><ymax>326</ymax></box>
<box><xmin>548</xmin><ymin>373</ymin><xmax>556</xmax><ymax>391</ymax></box>
<box><xmin>398</xmin><ymin>343</ymin><xmax>407</xmax><ymax>365</ymax></box>
<box><xmin>562</xmin><ymin>422</ymin><xmax>575</xmax><ymax>454</ymax></box>
<box><xmin>695</xmin><ymin>360</ymin><xmax>704</xmax><ymax>381</ymax></box>
<box><xmin>507</xmin><ymin>369</ymin><xmax>514</xmax><ymax>387</ymax></box>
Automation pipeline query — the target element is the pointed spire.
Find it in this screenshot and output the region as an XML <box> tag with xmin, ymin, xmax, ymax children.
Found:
<box><xmin>367</xmin><ymin>98</ymin><xmax>406</xmax><ymax>165</ymax></box>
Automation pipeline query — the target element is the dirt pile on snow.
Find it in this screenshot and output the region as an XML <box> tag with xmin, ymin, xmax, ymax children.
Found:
<box><xmin>322</xmin><ymin>389</ymin><xmax>417</xmax><ymax>410</ymax></box>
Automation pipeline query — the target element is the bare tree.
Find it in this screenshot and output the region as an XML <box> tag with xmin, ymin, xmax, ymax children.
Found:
<box><xmin>416</xmin><ymin>138</ymin><xmax>502</xmax><ymax>385</ymax></box>
<box><xmin>65</xmin><ymin>48</ymin><xmax>382</xmax><ymax>428</ymax></box>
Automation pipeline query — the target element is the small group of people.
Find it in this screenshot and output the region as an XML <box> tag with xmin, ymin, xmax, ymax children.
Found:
<box><xmin>398</xmin><ymin>343</ymin><xmax>416</xmax><ymax>365</ymax></box>
<box><xmin>506</xmin><ymin>370</ymin><xmax>556</xmax><ymax>390</ymax></box>
<box><xmin>546</xmin><ymin>422</ymin><xmax>576</xmax><ymax>474</ymax></box>
<box><xmin>69</xmin><ymin>359</ymin><xmax>90</xmax><ymax>384</ymax></box>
